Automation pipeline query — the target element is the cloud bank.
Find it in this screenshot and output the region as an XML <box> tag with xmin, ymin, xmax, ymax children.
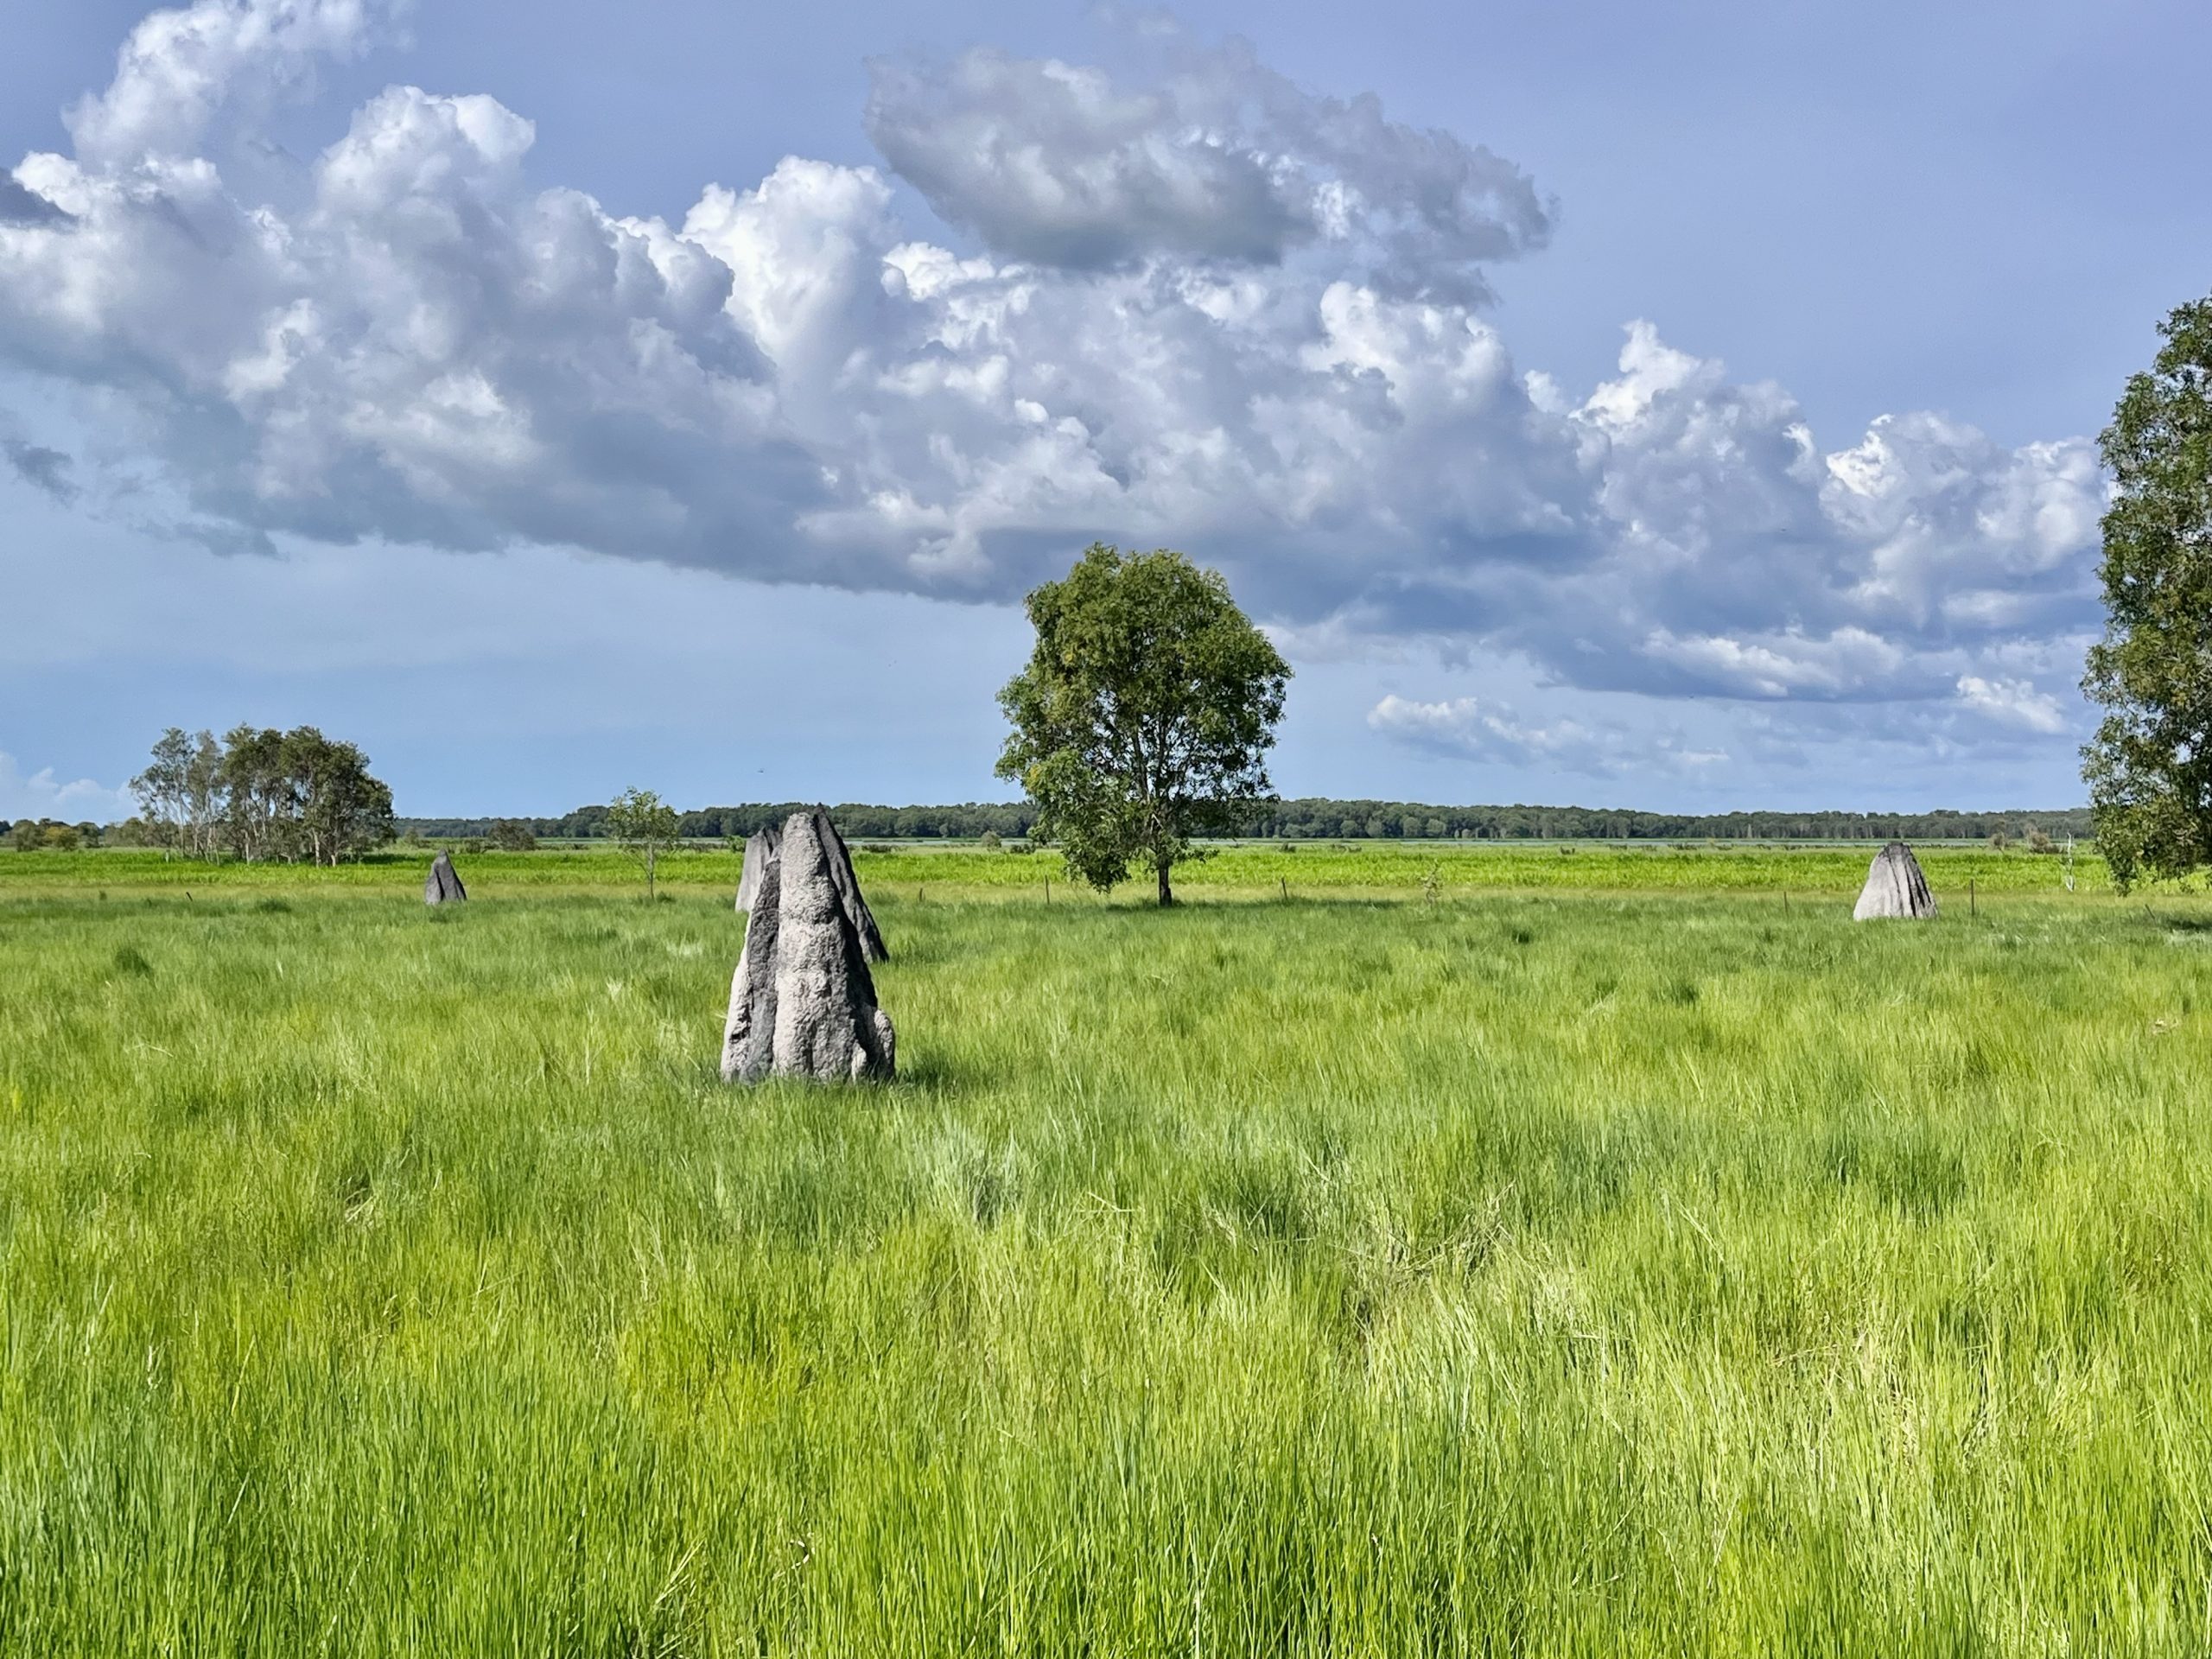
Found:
<box><xmin>1368</xmin><ymin>693</ymin><xmax>1726</xmax><ymax>777</ymax></box>
<box><xmin>862</xmin><ymin>36</ymin><xmax>1550</xmax><ymax>295</ymax></box>
<box><xmin>0</xmin><ymin>0</ymin><xmax>2104</xmax><ymax>771</ymax></box>
<box><xmin>0</xmin><ymin>751</ymin><xmax>131</xmax><ymax>823</ymax></box>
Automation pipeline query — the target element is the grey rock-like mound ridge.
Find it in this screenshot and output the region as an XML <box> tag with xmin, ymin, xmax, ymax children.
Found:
<box><xmin>734</xmin><ymin>824</ymin><xmax>779</xmax><ymax>912</ymax></box>
<box><xmin>734</xmin><ymin>809</ymin><xmax>885</xmax><ymax>962</ymax></box>
<box><xmin>1853</xmin><ymin>840</ymin><xmax>1936</xmax><ymax>920</ymax></box>
<box><xmin>804</xmin><ymin>806</ymin><xmax>887</xmax><ymax>963</ymax></box>
<box><xmin>721</xmin><ymin>810</ymin><xmax>895</xmax><ymax>1084</ymax></box>
<box><xmin>424</xmin><ymin>851</ymin><xmax>467</xmax><ymax>906</ymax></box>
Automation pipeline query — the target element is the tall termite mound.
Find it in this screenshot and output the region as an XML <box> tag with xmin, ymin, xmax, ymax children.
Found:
<box><xmin>1853</xmin><ymin>840</ymin><xmax>1937</xmax><ymax>920</ymax></box>
<box><xmin>423</xmin><ymin>850</ymin><xmax>467</xmax><ymax>906</ymax></box>
<box><xmin>721</xmin><ymin>810</ymin><xmax>895</xmax><ymax>1084</ymax></box>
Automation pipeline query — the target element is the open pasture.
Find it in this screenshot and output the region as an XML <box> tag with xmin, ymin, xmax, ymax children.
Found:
<box><xmin>0</xmin><ymin>836</ymin><xmax>2110</xmax><ymax>895</ymax></box>
<box><xmin>2</xmin><ymin>849</ymin><xmax>2209</xmax><ymax>1654</ymax></box>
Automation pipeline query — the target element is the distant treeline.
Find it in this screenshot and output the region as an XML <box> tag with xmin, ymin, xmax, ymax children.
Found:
<box><xmin>398</xmin><ymin>802</ymin><xmax>1040</xmax><ymax>842</ymax></box>
<box><xmin>392</xmin><ymin>799</ymin><xmax>2097</xmax><ymax>843</ymax></box>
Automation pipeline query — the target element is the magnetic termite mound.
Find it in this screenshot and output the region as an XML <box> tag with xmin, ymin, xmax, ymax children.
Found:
<box><xmin>721</xmin><ymin>810</ymin><xmax>895</xmax><ymax>1084</ymax></box>
<box><xmin>1853</xmin><ymin>840</ymin><xmax>1936</xmax><ymax>920</ymax></box>
<box><xmin>423</xmin><ymin>850</ymin><xmax>467</xmax><ymax>906</ymax></box>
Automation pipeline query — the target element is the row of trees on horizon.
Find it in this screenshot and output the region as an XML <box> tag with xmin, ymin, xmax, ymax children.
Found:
<box><xmin>14</xmin><ymin>789</ymin><xmax>2095</xmax><ymax>856</ymax></box>
<box><xmin>393</xmin><ymin>799</ymin><xmax>2095</xmax><ymax>846</ymax></box>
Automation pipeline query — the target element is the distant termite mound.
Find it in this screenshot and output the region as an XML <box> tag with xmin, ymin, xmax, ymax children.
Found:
<box><xmin>1853</xmin><ymin>840</ymin><xmax>1936</xmax><ymax>920</ymax></box>
<box><xmin>734</xmin><ymin>824</ymin><xmax>779</xmax><ymax>912</ymax></box>
<box><xmin>424</xmin><ymin>850</ymin><xmax>467</xmax><ymax>906</ymax></box>
<box><xmin>721</xmin><ymin>810</ymin><xmax>895</xmax><ymax>1084</ymax></box>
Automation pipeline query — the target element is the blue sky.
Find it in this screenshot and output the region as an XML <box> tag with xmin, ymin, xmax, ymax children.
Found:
<box><xmin>3</xmin><ymin>0</ymin><xmax>2207</xmax><ymax>819</ymax></box>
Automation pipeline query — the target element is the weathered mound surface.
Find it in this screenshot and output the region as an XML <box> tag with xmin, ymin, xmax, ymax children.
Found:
<box><xmin>734</xmin><ymin>812</ymin><xmax>883</xmax><ymax>959</ymax></box>
<box><xmin>804</xmin><ymin>806</ymin><xmax>887</xmax><ymax>962</ymax></box>
<box><xmin>734</xmin><ymin>824</ymin><xmax>779</xmax><ymax>912</ymax></box>
<box><xmin>721</xmin><ymin>810</ymin><xmax>895</xmax><ymax>1084</ymax></box>
<box><xmin>424</xmin><ymin>851</ymin><xmax>466</xmax><ymax>906</ymax></box>
<box><xmin>1853</xmin><ymin>840</ymin><xmax>1937</xmax><ymax>920</ymax></box>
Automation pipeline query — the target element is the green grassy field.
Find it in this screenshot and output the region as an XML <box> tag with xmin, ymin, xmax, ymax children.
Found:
<box><xmin>3</xmin><ymin>847</ymin><xmax>2208</xmax><ymax>1654</ymax></box>
<box><xmin>3</xmin><ymin>837</ymin><xmax>2109</xmax><ymax>894</ymax></box>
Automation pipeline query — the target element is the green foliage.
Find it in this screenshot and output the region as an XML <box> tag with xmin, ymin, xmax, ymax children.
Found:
<box><xmin>130</xmin><ymin>724</ymin><xmax>390</xmax><ymax>864</ymax></box>
<box><xmin>2084</xmin><ymin>291</ymin><xmax>2212</xmax><ymax>891</ymax></box>
<box><xmin>389</xmin><ymin>798</ymin><xmax>2099</xmax><ymax>846</ymax></box>
<box><xmin>10</xmin><ymin>820</ymin><xmax>88</xmax><ymax>852</ymax></box>
<box><xmin>603</xmin><ymin>786</ymin><xmax>680</xmax><ymax>897</ymax></box>
<box><xmin>0</xmin><ymin>863</ymin><xmax>2209</xmax><ymax>1651</ymax></box>
<box><xmin>130</xmin><ymin>727</ymin><xmax>223</xmax><ymax>856</ymax></box>
<box><xmin>997</xmin><ymin>544</ymin><xmax>1290</xmax><ymax>905</ymax></box>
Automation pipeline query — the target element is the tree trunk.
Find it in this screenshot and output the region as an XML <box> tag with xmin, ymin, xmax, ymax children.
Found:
<box><xmin>1156</xmin><ymin>860</ymin><xmax>1173</xmax><ymax>907</ymax></box>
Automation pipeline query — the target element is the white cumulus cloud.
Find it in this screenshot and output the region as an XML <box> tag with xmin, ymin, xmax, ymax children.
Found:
<box><xmin>1955</xmin><ymin>674</ymin><xmax>2069</xmax><ymax>734</ymax></box>
<box><xmin>0</xmin><ymin>752</ymin><xmax>132</xmax><ymax>822</ymax></box>
<box><xmin>862</xmin><ymin>33</ymin><xmax>1552</xmax><ymax>298</ymax></box>
<box><xmin>0</xmin><ymin>0</ymin><xmax>2107</xmax><ymax>752</ymax></box>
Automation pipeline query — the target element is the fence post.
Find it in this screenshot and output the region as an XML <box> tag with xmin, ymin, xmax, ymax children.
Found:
<box><xmin>1969</xmin><ymin>876</ymin><xmax>1976</xmax><ymax>918</ymax></box>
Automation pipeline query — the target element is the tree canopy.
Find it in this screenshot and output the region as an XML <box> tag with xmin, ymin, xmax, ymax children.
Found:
<box><xmin>2082</xmin><ymin>292</ymin><xmax>2212</xmax><ymax>890</ymax></box>
<box><xmin>995</xmin><ymin>544</ymin><xmax>1289</xmax><ymax>905</ymax></box>
<box><xmin>129</xmin><ymin>725</ymin><xmax>391</xmax><ymax>865</ymax></box>
<box><xmin>605</xmin><ymin>786</ymin><xmax>680</xmax><ymax>897</ymax></box>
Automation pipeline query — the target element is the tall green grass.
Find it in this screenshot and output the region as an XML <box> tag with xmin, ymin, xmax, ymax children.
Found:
<box><xmin>3</xmin><ymin>837</ymin><xmax>2112</xmax><ymax>893</ymax></box>
<box><xmin>2</xmin><ymin>860</ymin><xmax>2208</xmax><ymax>1653</ymax></box>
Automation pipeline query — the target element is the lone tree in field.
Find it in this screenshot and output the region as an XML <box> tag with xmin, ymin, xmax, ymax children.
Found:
<box><xmin>2083</xmin><ymin>292</ymin><xmax>2212</xmax><ymax>891</ymax></box>
<box><xmin>996</xmin><ymin>544</ymin><xmax>1290</xmax><ymax>906</ymax></box>
<box><xmin>605</xmin><ymin>787</ymin><xmax>680</xmax><ymax>898</ymax></box>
